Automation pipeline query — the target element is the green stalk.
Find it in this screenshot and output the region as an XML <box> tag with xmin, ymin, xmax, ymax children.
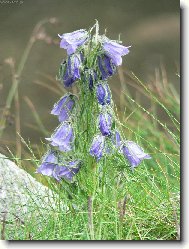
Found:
<box><xmin>0</xmin><ymin>18</ymin><xmax>56</xmax><ymax>138</ymax></box>
<box><xmin>5</xmin><ymin>38</ymin><xmax>34</xmax><ymax>110</ymax></box>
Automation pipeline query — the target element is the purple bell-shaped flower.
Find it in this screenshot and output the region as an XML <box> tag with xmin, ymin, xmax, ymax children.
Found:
<box><xmin>83</xmin><ymin>68</ymin><xmax>97</xmax><ymax>91</ymax></box>
<box><xmin>58</xmin><ymin>29</ymin><xmax>88</xmax><ymax>55</ymax></box>
<box><xmin>62</xmin><ymin>53</ymin><xmax>82</xmax><ymax>87</ymax></box>
<box><xmin>99</xmin><ymin>112</ymin><xmax>112</xmax><ymax>136</ymax></box>
<box><xmin>102</xmin><ymin>38</ymin><xmax>130</xmax><ymax>66</ymax></box>
<box><xmin>90</xmin><ymin>134</ymin><xmax>105</xmax><ymax>161</ymax></box>
<box><xmin>122</xmin><ymin>141</ymin><xmax>151</xmax><ymax>170</ymax></box>
<box><xmin>96</xmin><ymin>82</ymin><xmax>111</xmax><ymax>106</ymax></box>
<box><xmin>98</xmin><ymin>54</ymin><xmax>116</xmax><ymax>80</ymax></box>
<box><xmin>111</xmin><ymin>130</ymin><xmax>122</xmax><ymax>148</ymax></box>
<box><xmin>51</xmin><ymin>94</ymin><xmax>76</xmax><ymax>122</ymax></box>
<box><xmin>36</xmin><ymin>150</ymin><xmax>58</xmax><ymax>177</ymax></box>
<box><xmin>46</xmin><ymin>122</ymin><xmax>74</xmax><ymax>152</ymax></box>
<box><xmin>37</xmin><ymin>150</ymin><xmax>81</xmax><ymax>181</ymax></box>
<box><xmin>52</xmin><ymin>160</ymin><xmax>81</xmax><ymax>181</ymax></box>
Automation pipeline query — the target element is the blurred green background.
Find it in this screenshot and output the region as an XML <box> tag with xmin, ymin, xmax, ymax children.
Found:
<box><xmin>0</xmin><ymin>0</ymin><xmax>180</xmax><ymax>156</ymax></box>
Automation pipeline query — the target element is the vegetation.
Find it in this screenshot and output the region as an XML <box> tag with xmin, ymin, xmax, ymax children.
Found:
<box><xmin>0</xmin><ymin>19</ymin><xmax>180</xmax><ymax>240</ymax></box>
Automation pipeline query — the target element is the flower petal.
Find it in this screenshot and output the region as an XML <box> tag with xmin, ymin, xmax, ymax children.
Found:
<box><xmin>96</xmin><ymin>82</ymin><xmax>111</xmax><ymax>106</ymax></box>
<box><xmin>103</xmin><ymin>40</ymin><xmax>130</xmax><ymax>66</ymax></box>
<box><xmin>122</xmin><ymin>141</ymin><xmax>151</xmax><ymax>169</ymax></box>
<box><xmin>48</xmin><ymin>123</ymin><xmax>74</xmax><ymax>152</ymax></box>
<box><xmin>112</xmin><ymin>130</ymin><xmax>122</xmax><ymax>148</ymax></box>
<box><xmin>98</xmin><ymin>56</ymin><xmax>108</xmax><ymax>80</ymax></box>
<box><xmin>58</xmin><ymin>29</ymin><xmax>88</xmax><ymax>55</ymax></box>
<box><xmin>53</xmin><ymin>160</ymin><xmax>81</xmax><ymax>181</ymax></box>
<box><xmin>99</xmin><ymin>112</ymin><xmax>112</xmax><ymax>136</ymax></box>
<box><xmin>51</xmin><ymin>95</ymin><xmax>69</xmax><ymax>116</ymax></box>
<box><xmin>90</xmin><ymin>135</ymin><xmax>105</xmax><ymax>160</ymax></box>
<box><xmin>37</xmin><ymin>163</ymin><xmax>56</xmax><ymax>176</ymax></box>
<box><xmin>62</xmin><ymin>54</ymin><xmax>81</xmax><ymax>87</ymax></box>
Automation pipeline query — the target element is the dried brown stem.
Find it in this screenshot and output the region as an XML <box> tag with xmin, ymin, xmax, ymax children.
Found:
<box><xmin>88</xmin><ymin>196</ymin><xmax>94</xmax><ymax>239</ymax></box>
<box><xmin>1</xmin><ymin>211</ymin><xmax>7</xmax><ymax>240</ymax></box>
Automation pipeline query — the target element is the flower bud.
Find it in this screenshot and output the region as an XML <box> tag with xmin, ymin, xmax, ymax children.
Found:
<box><xmin>98</xmin><ymin>54</ymin><xmax>116</xmax><ymax>80</ymax></box>
<box><xmin>83</xmin><ymin>68</ymin><xmax>97</xmax><ymax>91</ymax></box>
<box><xmin>99</xmin><ymin>112</ymin><xmax>112</xmax><ymax>136</ymax></box>
<box><xmin>60</xmin><ymin>53</ymin><xmax>82</xmax><ymax>87</ymax></box>
<box><xmin>90</xmin><ymin>134</ymin><xmax>105</xmax><ymax>161</ymax></box>
<box><xmin>96</xmin><ymin>82</ymin><xmax>111</xmax><ymax>105</ymax></box>
<box><xmin>112</xmin><ymin>130</ymin><xmax>122</xmax><ymax>148</ymax></box>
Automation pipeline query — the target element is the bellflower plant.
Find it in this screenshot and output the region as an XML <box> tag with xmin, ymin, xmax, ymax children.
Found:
<box><xmin>37</xmin><ymin>21</ymin><xmax>151</xmax><ymax>187</ymax></box>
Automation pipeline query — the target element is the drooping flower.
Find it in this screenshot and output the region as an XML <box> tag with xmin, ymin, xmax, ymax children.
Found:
<box><xmin>96</xmin><ymin>82</ymin><xmax>111</xmax><ymax>105</ymax></box>
<box><xmin>98</xmin><ymin>54</ymin><xmax>116</xmax><ymax>80</ymax></box>
<box><xmin>51</xmin><ymin>94</ymin><xmax>76</xmax><ymax>122</ymax></box>
<box><xmin>83</xmin><ymin>68</ymin><xmax>97</xmax><ymax>90</ymax></box>
<box><xmin>111</xmin><ymin>130</ymin><xmax>122</xmax><ymax>148</ymax></box>
<box><xmin>102</xmin><ymin>38</ymin><xmax>130</xmax><ymax>66</ymax></box>
<box><xmin>99</xmin><ymin>112</ymin><xmax>112</xmax><ymax>136</ymax></box>
<box><xmin>52</xmin><ymin>160</ymin><xmax>81</xmax><ymax>181</ymax></box>
<box><xmin>58</xmin><ymin>29</ymin><xmax>88</xmax><ymax>55</ymax></box>
<box><xmin>122</xmin><ymin>141</ymin><xmax>151</xmax><ymax>170</ymax></box>
<box><xmin>90</xmin><ymin>134</ymin><xmax>105</xmax><ymax>160</ymax></box>
<box><xmin>37</xmin><ymin>150</ymin><xmax>81</xmax><ymax>181</ymax></box>
<box><xmin>103</xmin><ymin>130</ymin><xmax>122</xmax><ymax>155</ymax></box>
<box><xmin>46</xmin><ymin>122</ymin><xmax>74</xmax><ymax>152</ymax></box>
<box><xmin>60</xmin><ymin>53</ymin><xmax>82</xmax><ymax>87</ymax></box>
<box><xmin>36</xmin><ymin>150</ymin><xmax>58</xmax><ymax>176</ymax></box>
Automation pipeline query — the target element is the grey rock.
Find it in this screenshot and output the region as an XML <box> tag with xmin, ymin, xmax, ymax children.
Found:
<box><xmin>0</xmin><ymin>153</ymin><xmax>67</xmax><ymax>240</ymax></box>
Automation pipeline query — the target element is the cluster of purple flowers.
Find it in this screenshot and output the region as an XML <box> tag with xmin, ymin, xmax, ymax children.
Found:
<box><xmin>37</xmin><ymin>26</ymin><xmax>151</xmax><ymax>182</ymax></box>
<box><xmin>37</xmin><ymin>150</ymin><xmax>81</xmax><ymax>181</ymax></box>
<box><xmin>90</xmin><ymin>81</ymin><xmax>151</xmax><ymax>169</ymax></box>
<box><xmin>37</xmin><ymin>93</ymin><xmax>80</xmax><ymax>181</ymax></box>
<box><xmin>57</xmin><ymin>29</ymin><xmax>130</xmax><ymax>90</ymax></box>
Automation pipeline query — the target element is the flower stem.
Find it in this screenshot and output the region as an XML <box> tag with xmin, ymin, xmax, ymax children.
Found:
<box><xmin>0</xmin><ymin>18</ymin><xmax>56</xmax><ymax>138</ymax></box>
<box><xmin>88</xmin><ymin>195</ymin><xmax>94</xmax><ymax>239</ymax></box>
